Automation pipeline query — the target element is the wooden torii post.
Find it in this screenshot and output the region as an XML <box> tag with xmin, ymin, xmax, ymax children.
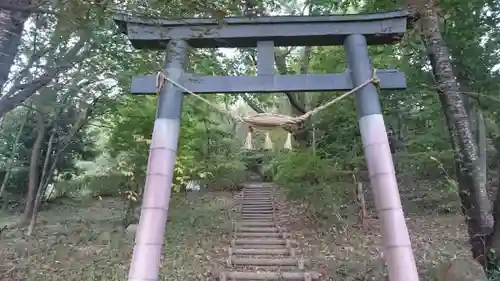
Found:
<box><xmin>114</xmin><ymin>10</ymin><xmax>419</xmax><ymax>281</ymax></box>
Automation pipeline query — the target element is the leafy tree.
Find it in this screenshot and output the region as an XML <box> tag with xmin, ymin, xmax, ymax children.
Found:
<box><xmin>4</xmin><ymin>0</ymin><xmax>500</xmax><ymax>277</ymax></box>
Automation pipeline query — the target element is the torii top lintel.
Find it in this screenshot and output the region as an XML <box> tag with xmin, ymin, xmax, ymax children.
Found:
<box><xmin>114</xmin><ymin>10</ymin><xmax>411</xmax><ymax>49</ymax></box>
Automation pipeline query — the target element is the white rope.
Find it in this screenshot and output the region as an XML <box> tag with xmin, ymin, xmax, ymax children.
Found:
<box><xmin>155</xmin><ymin>70</ymin><xmax>379</xmax><ymax>128</ymax></box>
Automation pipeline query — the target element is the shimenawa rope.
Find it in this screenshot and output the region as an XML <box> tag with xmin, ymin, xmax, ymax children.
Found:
<box><xmin>155</xmin><ymin>70</ymin><xmax>379</xmax><ymax>129</ymax></box>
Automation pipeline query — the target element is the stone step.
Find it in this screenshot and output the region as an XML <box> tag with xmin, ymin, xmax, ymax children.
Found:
<box><xmin>240</xmin><ymin>207</ymin><xmax>274</xmax><ymax>210</ymax></box>
<box><xmin>242</xmin><ymin>202</ymin><xmax>273</xmax><ymax>205</ymax></box>
<box><xmin>232</xmin><ymin>244</ymin><xmax>288</xmax><ymax>249</ymax></box>
<box><xmin>235</xmin><ymin>232</ymin><xmax>287</xmax><ymax>238</ymax></box>
<box><xmin>241</xmin><ymin>203</ymin><xmax>274</xmax><ymax>206</ymax></box>
<box><xmin>236</xmin><ymin>227</ymin><xmax>280</xmax><ymax>232</ymax></box>
<box><xmin>232</xmin><ymin>238</ymin><xmax>293</xmax><ymax>245</ymax></box>
<box><xmin>240</xmin><ymin>217</ymin><xmax>274</xmax><ymax>222</ymax></box>
<box><xmin>218</xmin><ymin>271</ymin><xmax>320</xmax><ymax>280</ymax></box>
<box><xmin>236</xmin><ymin>221</ymin><xmax>276</xmax><ymax>227</ymax></box>
<box><xmin>229</xmin><ymin>247</ymin><xmax>291</xmax><ymax>255</ymax></box>
<box><xmin>240</xmin><ymin>216</ymin><xmax>275</xmax><ymax>219</ymax></box>
<box><xmin>243</xmin><ymin>193</ymin><xmax>272</xmax><ymax>195</ymax></box>
<box><xmin>242</xmin><ymin>193</ymin><xmax>269</xmax><ymax>195</ymax></box>
<box><xmin>240</xmin><ymin>220</ymin><xmax>275</xmax><ymax>224</ymax></box>
<box><xmin>241</xmin><ymin>214</ymin><xmax>274</xmax><ymax>218</ymax></box>
<box><xmin>241</xmin><ymin>206</ymin><xmax>274</xmax><ymax>210</ymax></box>
<box><xmin>241</xmin><ymin>209</ymin><xmax>274</xmax><ymax>213</ymax></box>
<box><xmin>240</xmin><ymin>207</ymin><xmax>274</xmax><ymax>211</ymax></box>
<box><xmin>222</xmin><ymin>183</ymin><xmax>315</xmax><ymax>281</ymax></box>
<box><xmin>229</xmin><ymin>257</ymin><xmax>307</xmax><ymax>268</ymax></box>
<box><xmin>240</xmin><ymin>217</ymin><xmax>275</xmax><ymax>220</ymax></box>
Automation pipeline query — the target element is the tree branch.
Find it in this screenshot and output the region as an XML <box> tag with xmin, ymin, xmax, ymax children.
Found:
<box><xmin>274</xmin><ymin>49</ymin><xmax>307</xmax><ymax>114</ymax></box>
<box><xmin>241</xmin><ymin>94</ymin><xmax>264</xmax><ymax>113</ymax></box>
<box><xmin>0</xmin><ymin>32</ymin><xmax>92</xmax><ymax>117</ymax></box>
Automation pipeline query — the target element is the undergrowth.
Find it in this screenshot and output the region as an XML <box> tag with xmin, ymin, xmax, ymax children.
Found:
<box><xmin>264</xmin><ymin>150</ymin><xmax>354</xmax><ymax>221</ymax></box>
<box><xmin>0</xmin><ymin>193</ymin><xmax>231</xmax><ymax>281</ymax></box>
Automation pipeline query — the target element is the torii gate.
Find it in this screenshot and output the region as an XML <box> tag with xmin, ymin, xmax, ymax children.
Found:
<box><xmin>114</xmin><ymin>10</ymin><xmax>419</xmax><ymax>281</ymax></box>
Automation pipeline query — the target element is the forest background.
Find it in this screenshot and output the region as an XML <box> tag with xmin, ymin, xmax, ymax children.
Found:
<box><xmin>1</xmin><ymin>0</ymin><xmax>500</xmax><ymax>280</ymax></box>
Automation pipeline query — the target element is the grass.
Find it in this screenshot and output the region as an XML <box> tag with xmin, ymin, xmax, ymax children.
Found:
<box><xmin>0</xmin><ymin>192</ymin><xmax>233</xmax><ymax>281</ymax></box>
<box><xmin>0</xmin><ymin>180</ymin><xmax>485</xmax><ymax>281</ymax></box>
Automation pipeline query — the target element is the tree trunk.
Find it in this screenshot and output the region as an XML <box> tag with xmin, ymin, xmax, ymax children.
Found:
<box><xmin>488</xmin><ymin>137</ymin><xmax>500</xmax><ymax>257</ymax></box>
<box><xmin>0</xmin><ymin>0</ymin><xmax>32</xmax><ymax>92</ymax></box>
<box><xmin>420</xmin><ymin>5</ymin><xmax>493</xmax><ymax>266</ymax></box>
<box><xmin>32</xmin><ymin>99</ymin><xmax>98</xmax><ymax>206</ymax></box>
<box><xmin>476</xmin><ymin>109</ymin><xmax>488</xmax><ymax>199</ymax></box>
<box><xmin>22</xmin><ymin>111</ymin><xmax>45</xmax><ymax>225</ymax></box>
<box><xmin>27</xmin><ymin>126</ymin><xmax>56</xmax><ymax>236</ymax></box>
<box><xmin>274</xmin><ymin>47</ymin><xmax>311</xmax><ymax>148</ymax></box>
<box><xmin>455</xmin><ymin>64</ymin><xmax>490</xmax><ymax>209</ymax></box>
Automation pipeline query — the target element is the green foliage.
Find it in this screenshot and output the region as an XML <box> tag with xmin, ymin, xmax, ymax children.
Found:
<box><xmin>266</xmin><ymin>150</ymin><xmax>352</xmax><ymax>220</ymax></box>
<box><xmin>49</xmin><ymin>174</ymin><xmax>131</xmax><ymax>199</ymax></box>
<box><xmin>0</xmin><ymin>106</ymin><xmax>100</xmax><ymax>198</ymax></box>
<box><xmin>104</xmin><ymin>89</ymin><xmax>246</xmax><ymax>194</ymax></box>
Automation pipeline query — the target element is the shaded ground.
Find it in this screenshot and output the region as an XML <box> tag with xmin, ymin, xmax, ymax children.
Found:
<box><xmin>277</xmin><ymin>198</ymin><xmax>469</xmax><ymax>281</ymax></box>
<box><xmin>0</xmin><ymin>185</ymin><xmax>471</xmax><ymax>281</ymax></box>
<box><xmin>0</xmin><ymin>192</ymin><xmax>233</xmax><ymax>281</ymax></box>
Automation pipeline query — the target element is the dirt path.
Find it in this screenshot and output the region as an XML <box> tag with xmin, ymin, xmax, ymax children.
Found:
<box><xmin>217</xmin><ymin>182</ymin><xmax>321</xmax><ymax>280</ymax></box>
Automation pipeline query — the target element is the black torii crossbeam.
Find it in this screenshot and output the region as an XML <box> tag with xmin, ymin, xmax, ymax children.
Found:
<box><xmin>114</xmin><ymin>10</ymin><xmax>408</xmax><ymax>49</ymax></box>
<box><xmin>115</xmin><ymin>9</ymin><xmax>420</xmax><ymax>281</ymax></box>
<box><xmin>114</xmin><ymin>10</ymin><xmax>408</xmax><ymax>95</ymax></box>
<box><xmin>130</xmin><ymin>70</ymin><xmax>405</xmax><ymax>94</ymax></box>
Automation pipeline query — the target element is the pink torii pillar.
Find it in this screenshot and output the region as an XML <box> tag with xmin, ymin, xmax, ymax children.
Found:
<box><xmin>345</xmin><ymin>33</ymin><xmax>419</xmax><ymax>281</ymax></box>
<box><xmin>127</xmin><ymin>40</ymin><xmax>188</xmax><ymax>281</ymax></box>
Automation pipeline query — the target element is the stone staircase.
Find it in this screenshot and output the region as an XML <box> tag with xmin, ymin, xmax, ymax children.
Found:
<box><xmin>218</xmin><ymin>182</ymin><xmax>321</xmax><ymax>280</ymax></box>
